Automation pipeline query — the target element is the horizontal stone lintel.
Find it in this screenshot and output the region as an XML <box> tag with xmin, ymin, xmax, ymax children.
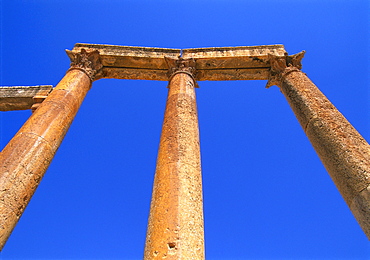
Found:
<box><xmin>102</xmin><ymin>67</ymin><xmax>270</xmax><ymax>81</ymax></box>
<box><xmin>69</xmin><ymin>43</ymin><xmax>286</xmax><ymax>81</ymax></box>
<box><xmin>0</xmin><ymin>86</ymin><xmax>53</xmax><ymax>111</ymax></box>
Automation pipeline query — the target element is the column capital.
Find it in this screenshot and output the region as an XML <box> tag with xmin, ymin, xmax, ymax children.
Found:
<box><xmin>165</xmin><ymin>57</ymin><xmax>198</xmax><ymax>86</ymax></box>
<box><xmin>65</xmin><ymin>48</ymin><xmax>103</xmax><ymax>82</ymax></box>
<box><xmin>266</xmin><ymin>51</ymin><xmax>305</xmax><ymax>88</ymax></box>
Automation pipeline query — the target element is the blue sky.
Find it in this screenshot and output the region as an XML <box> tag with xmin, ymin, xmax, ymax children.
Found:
<box><xmin>0</xmin><ymin>0</ymin><xmax>369</xmax><ymax>259</ymax></box>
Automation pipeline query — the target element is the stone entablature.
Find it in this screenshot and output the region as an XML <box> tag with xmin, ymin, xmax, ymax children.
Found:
<box><xmin>66</xmin><ymin>43</ymin><xmax>286</xmax><ymax>81</ymax></box>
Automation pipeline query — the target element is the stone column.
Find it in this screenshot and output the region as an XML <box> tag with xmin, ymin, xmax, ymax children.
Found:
<box><xmin>0</xmin><ymin>49</ymin><xmax>102</xmax><ymax>250</ymax></box>
<box><xmin>144</xmin><ymin>58</ymin><xmax>205</xmax><ymax>259</ymax></box>
<box><xmin>267</xmin><ymin>52</ymin><xmax>370</xmax><ymax>238</ymax></box>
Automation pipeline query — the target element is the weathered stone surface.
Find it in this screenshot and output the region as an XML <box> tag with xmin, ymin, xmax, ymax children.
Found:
<box><xmin>351</xmin><ymin>185</ymin><xmax>370</xmax><ymax>238</ymax></box>
<box><xmin>0</xmin><ymin>49</ymin><xmax>101</xmax><ymax>250</ymax></box>
<box><xmin>272</xmin><ymin>56</ymin><xmax>370</xmax><ymax>238</ymax></box>
<box><xmin>67</xmin><ymin>43</ymin><xmax>286</xmax><ymax>81</ymax></box>
<box><xmin>72</xmin><ymin>43</ymin><xmax>181</xmax><ymax>68</ymax></box>
<box><xmin>196</xmin><ymin>68</ymin><xmax>269</xmax><ymax>81</ymax></box>
<box><xmin>4</xmin><ymin>42</ymin><xmax>368</xmax><ymax>253</ymax></box>
<box><xmin>66</xmin><ymin>48</ymin><xmax>103</xmax><ymax>81</ymax></box>
<box><xmin>102</xmin><ymin>67</ymin><xmax>169</xmax><ymax>81</ymax></box>
<box><xmin>68</xmin><ymin>43</ymin><xmax>180</xmax><ymax>81</ymax></box>
<box><xmin>0</xmin><ymin>86</ymin><xmax>53</xmax><ymax>111</ymax></box>
<box><xmin>144</xmin><ymin>65</ymin><xmax>204</xmax><ymax>259</ymax></box>
<box><xmin>266</xmin><ymin>51</ymin><xmax>305</xmax><ymax>88</ymax></box>
<box><xmin>182</xmin><ymin>45</ymin><xmax>285</xmax><ymax>58</ymax></box>
<box><xmin>179</xmin><ymin>45</ymin><xmax>285</xmax><ymax>81</ymax></box>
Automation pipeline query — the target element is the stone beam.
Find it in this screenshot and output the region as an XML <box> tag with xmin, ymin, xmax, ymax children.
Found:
<box><xmin>67</xmin><ymin>43</ymin><xmax>286</xmax><ymax>81</ymax></box>
<box><xmin>67</xmin><ymin>44</ymin><xmax>181</xmax><ymax>81</ymax></box>
<box><xmin>182</xmin><ymin>45</ymin><xmax>286</xmax><ymax>80</ymax></box>
<box><xmin>0</xmin><ymin>86</ymin><xmax>53</xmax><ymax>112</ymax></box>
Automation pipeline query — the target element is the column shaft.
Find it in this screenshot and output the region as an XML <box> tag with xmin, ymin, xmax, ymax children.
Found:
<box><xmin>144</xmin><ymin>70</ymin><xmax>205</xmax><ymax>259</ymax></box>
<box><xmin>0</xmin><ymin>49</ymin><xmax>102</xmax><ymax>250</ymax></box>
<box><xmin>270</xmin><ymin>53</ymin><xmax>370</xmax><ymax>238</ymax></box>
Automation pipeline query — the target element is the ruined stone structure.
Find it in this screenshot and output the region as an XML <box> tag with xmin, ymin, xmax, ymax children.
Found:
<box><xmin>0</xmin><ymin>43</ymin><xmax>369</xmax><ymax>258</ymax></box>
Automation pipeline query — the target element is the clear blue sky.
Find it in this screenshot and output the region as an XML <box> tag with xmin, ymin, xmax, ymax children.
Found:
<box><xmin>0</xmin><ymin>0</ymin><xmax>369</xmax><ymax>259</ymax></box>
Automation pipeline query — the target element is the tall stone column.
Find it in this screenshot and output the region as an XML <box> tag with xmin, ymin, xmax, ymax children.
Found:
<box><xmin>267</xmin><ymin>52</ymin><xmax>370</xmax><ymax>238</ymax></box>
<box><xmin>0</xmin><ymin>49</ymin><xmax>102</xmax><ymax>250</ymax></box>
<box><xmin>144</xmin><ymin>58</ymin><xmax>205</xmax><ymax>259</ymax></box>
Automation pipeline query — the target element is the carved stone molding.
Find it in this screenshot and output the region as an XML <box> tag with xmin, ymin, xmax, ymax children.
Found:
<box><xmin>266</xmin><ymin>51</ymin><xmax>305</xmax><ymax>88</ymax></box>
<box><xmin>165</xmin><ymin>57</ymin><xmax>198</xmax><ymax>87</ymax></box>
<box><xmin>65</xmin><ymin>48</ymin><xmax>103</xmax><ymax>82</ymax></box>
